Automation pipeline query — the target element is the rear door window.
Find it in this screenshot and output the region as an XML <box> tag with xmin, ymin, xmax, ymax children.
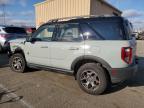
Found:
<box><xmin>80</xmin><ymin>23</ymin><xmax>103</xmax><ymax>40</ymax></box>
<box><xmin>87</xmin><ymin>20</ymin><xmax>126</xmax><ymax>40</ymax></box>
<box><xmin>56</xmin><ymin>23</ymin><xmax>83</xmax><ymax>42</ymax></box>
<box><xmin>4</xmin><ymin>27</ymin><xmax>26</xmax><ymax>34</ymax></box>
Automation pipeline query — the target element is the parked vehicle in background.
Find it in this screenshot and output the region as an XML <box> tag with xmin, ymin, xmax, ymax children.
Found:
<box><xmin>0</xmin><ymin>26</ymin><xmax>27</xmax><ymax>52</ymax></box>
<box><xmin>137</xmin><ymin>31</ymin><xmax>144</xmax><ymax>40</ymax></box>
<box><xmin>8</xmin><ymin>16</ymin><xmax>138</xmax><ymax>95</ymax></box>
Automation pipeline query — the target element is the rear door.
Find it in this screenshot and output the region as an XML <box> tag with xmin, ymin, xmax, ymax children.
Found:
<box><xmin>50</xmin><ymin>23</ymin><xmax>84</xmax><ymax>70</ymax></box>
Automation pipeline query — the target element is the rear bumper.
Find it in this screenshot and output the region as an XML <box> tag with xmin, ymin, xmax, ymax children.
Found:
<box><xmin>109</xmin><ymin>64</ymin><xmax>138</xmax><ymax>84</ymax></box>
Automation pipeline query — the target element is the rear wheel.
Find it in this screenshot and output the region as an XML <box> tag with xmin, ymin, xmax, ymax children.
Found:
<box><xmin>76</xmin><ymin>63</ymin><xmax>108</xmax><ymax>95</ymax></box>
<box><xmin>9</xmin><ymin>53</ymin><xmax>27</xmax><ymax>73</ymax></box>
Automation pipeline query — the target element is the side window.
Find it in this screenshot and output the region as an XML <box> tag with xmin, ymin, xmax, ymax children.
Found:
<box><xmin>57</xmin><ymin>23</ymin><xmax>82</xmax><ymax>42</ymax></box>
<box><xmin>35</xmin><ymin>25</ymin><xmax>55</xmax><ymax>41</ymax></box>
<box><xmin>80</xmin><ymin>23</ymin><xmax>101</xmax><ymax>40</ymax></box>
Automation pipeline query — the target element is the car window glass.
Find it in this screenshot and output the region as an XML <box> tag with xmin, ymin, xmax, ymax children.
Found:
<box><xmin>57</xmin><ymin>23</ymin><xmax>82</xmax><ymax>42</ymax></box>
<box><xmin>36</xmin><ymin>25</ymin><xmax>55</xmax><ymax>41</ymax></box>
<box><xmin>80</xmin><ymin>23</ymin><xmax>101</xmax><ymax>40</ymax></box>
<box><xmin>89</xmin><ymin>21</ymin><xmax>125</xmax><ymax>40</ymax></box>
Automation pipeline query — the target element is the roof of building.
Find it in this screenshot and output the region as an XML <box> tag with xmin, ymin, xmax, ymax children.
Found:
<box><xmin>35</xmin><ymin>0</ymin><xmax>122</xmax><ymax>14</ymax></box>
<box><xmin>99</xmin><ymin>0</ymin><xmax>122</xmax><ymax>13</ymax></box>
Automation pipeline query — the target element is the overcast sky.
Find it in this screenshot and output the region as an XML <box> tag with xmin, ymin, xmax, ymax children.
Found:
<box><xmin>0</xmin><ymin>0</ymin><xmax>144</xmax><ymax>30</ymax></box>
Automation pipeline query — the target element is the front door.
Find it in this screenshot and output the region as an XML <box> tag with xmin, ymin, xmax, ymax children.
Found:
<box><xmin>24</xmin><ymin>25</ymin><xmax>56</xmax><ymax>66</ymax></box>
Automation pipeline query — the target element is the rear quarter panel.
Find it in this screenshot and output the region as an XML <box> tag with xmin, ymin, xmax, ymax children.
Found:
<box><xmin>85</xmin><ymin>40</ymin><xmax>134</xmax><ymax>68</ymax></box>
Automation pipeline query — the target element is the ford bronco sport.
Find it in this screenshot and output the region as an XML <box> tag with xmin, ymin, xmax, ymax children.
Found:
<box><xmin>8</xmin><ymin>16</ymin><xmax>138</xmax><ymax>95</ymax></box>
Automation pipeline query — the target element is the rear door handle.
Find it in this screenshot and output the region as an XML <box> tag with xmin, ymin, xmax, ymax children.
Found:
<box><xmin>41</xmin><ymin>46</ymin><xmax>48</xmax><ymax>48</ymax></box>
<box><xmin>69</xmin><ymin>47</ymin><xmax>79</xmax><ymax>50</ymax></box>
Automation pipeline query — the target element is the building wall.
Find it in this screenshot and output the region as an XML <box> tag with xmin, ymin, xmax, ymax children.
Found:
<box><xmin>90</xmin><ymin>0</ymin><xmax>121</xmax><ymax>16</ymax></box>
<box><xmin>35</xmin><ymin>0</ymin><xmax>121</xmax><ymax>28</ymax></box>
<box><xmin>35</xmin><ymin>0</ymin><xmax>91</xmax><ymax>27</ymax></box>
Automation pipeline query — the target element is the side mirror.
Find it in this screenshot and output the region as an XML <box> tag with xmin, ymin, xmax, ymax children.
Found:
<box><xmin>30</xmin><ymin>38</ymin><xmax>38</xmax><ymax>43</ymax></box>
<box><xmin>26</xmin><ymin>36</ymin><xmax>32</xmax><ymax>42</ymax></box>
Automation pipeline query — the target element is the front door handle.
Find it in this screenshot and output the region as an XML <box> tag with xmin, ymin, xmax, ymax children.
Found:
<box><xmin>41</xmin><ymin>46</ymin><xmax>48</xmax><ymax>48</ymax></box>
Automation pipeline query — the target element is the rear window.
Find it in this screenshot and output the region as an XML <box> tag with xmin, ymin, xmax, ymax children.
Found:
<box><xmin>4</xmin><ymin>27</ymin><xmax>26</xmax><ymax>34</ymax></box>
<box><xmin>88</xmin><ymin>21</ymin><xmax>125</xmax><ymax>40</ymax></box>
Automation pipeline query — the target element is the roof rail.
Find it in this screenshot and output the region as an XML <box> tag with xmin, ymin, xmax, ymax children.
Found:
<box><xmin>47</xmin><ymin>14</ymin><xmax>114</xmax><ymax>23</ymax></box>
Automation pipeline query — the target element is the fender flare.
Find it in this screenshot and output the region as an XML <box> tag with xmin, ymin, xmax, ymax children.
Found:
<box><xmin>71</xmin><ymin>55</ymin><xmax>111</xmax><ymax>71</ymax></box>
<box><xmin>13</xmin><ymin>47</ymin><xmax>25</xmax><ymax>58</ymax></box>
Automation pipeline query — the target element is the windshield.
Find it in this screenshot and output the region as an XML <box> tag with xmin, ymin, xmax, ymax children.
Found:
<box><xmin>88</xmin><ymin>20</ymin><xmax>125</xmax><ymax>40</ymax></box>
<box><xmin>4</xmin><ymin>27</ymin><xmax>26</xmax><ymax>34</ymax></box>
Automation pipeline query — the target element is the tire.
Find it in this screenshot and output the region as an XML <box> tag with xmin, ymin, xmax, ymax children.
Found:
<box><xmin>76</xmin><ymin>63</ymin><xmax>108</xmax><ymax>95</ymax></box>
<box><xmin>9</xmin><ymin>53</ymin><xmax>27</xmax><ymax>73</ymax></box>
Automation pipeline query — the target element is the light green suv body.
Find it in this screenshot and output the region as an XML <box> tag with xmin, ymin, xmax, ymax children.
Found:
<box><xmin>9</xmin><ymin>16</ymin><xmax>138</xmax><ymax>95</ymax></box>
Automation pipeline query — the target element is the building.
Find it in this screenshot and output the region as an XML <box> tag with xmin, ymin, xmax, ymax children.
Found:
<box><xmin>35</xmin><ymin>0</ymin><xmax>122</xmax><ymax>27</ymax></box>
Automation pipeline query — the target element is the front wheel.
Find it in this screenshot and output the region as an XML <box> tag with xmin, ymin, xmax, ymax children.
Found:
<box><xmin>76</xmin><ymin>63</ymin><xmax>108</xmax><ymax>95</ymax></box>
<box><xmin>9</xmin><ymin>53</ymin><xmax>27</xmax><ymax>73</ymax></box>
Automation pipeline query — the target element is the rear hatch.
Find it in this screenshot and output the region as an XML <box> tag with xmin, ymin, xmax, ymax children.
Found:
<box><xmin>3</xmin><ymin>27</ymin><xmax>27</xmax><ymax>41</ymax></box>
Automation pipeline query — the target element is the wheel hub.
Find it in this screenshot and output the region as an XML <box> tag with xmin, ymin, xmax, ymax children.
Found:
<box><xmin>80</xmin><ymin>70</ymin><xmax>100</xmax><ymax>90</ymax></box>
<box><xmin>12</xmin><ymin>57</ymin><xmax>23</xmax><ymax>70</ymax></box>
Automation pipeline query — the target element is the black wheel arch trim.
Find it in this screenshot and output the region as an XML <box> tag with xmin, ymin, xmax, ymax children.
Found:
<box><xmin>12</xmin><ymin>47</ymin><xmax>26</xmax><ymax>58</ymax></box>
<box><xmin>71</xmin><ymin>55</ymin><xmax>112</xmax><ymax>71</ymax></box>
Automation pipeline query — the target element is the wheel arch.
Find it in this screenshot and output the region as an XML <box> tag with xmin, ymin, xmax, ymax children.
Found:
<box><xmin>13</xmin><ymin>47</ymin><xmax>25</xmax><ymax>58</ymax></box>
<box><xmin>71</xmin><ymin>55</ymin><xmax>112</xmax><ymax>82</ymax></box>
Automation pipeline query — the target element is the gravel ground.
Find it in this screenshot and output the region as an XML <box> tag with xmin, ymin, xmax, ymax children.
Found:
<box><xmin>0</xmin><ymin>53</ymin><xmax>144</xmax><ymax>108</ymax></box>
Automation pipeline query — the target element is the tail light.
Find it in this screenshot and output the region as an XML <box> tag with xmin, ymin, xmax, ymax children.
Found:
<box><xmin>121</xmin><ymin>47</ymin><xmax>132</xmax><ymax>64</ymax></box>
<box><xmin>0</xmin><ymin>34</ymin><xmax>9</xmax><ymax>38</ymax></box>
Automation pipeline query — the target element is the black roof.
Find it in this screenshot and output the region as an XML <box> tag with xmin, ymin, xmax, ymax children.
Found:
<box><xmin>41</xmin><ymin>16</ymin><xmax>125</xmax><ymax>27</ymax></box>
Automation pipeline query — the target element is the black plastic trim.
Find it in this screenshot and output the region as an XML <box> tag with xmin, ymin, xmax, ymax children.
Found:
<box><xmin>27</xmin><ymin>63</ymin><xmax>73</xmax><ymax>75</ymax></box>
<box><xmin>71</xmin><ymin>55</ymin><xmax>111</xmax><ymax>71</ymax></box>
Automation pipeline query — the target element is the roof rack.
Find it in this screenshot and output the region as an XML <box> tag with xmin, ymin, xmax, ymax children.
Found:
<box><xmin>47</xmin><ymin>14</ymin><xmax>114</xmax><ymax>23</ymax></box>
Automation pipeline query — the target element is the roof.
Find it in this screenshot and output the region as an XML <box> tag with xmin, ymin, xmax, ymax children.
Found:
<box><xmin>35</xmin><ymin>0</ymin><xmax>122</xmax><ymax>14</ymax></box>
<box><xmin>41</xmin><ymin>16</ymin><xmax>124</xmax><ymax>26</ymax></box>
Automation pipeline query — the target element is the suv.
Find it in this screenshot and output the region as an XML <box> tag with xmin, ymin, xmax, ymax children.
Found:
<box><xmin>8</xmin><ymin>16</ymin><xmax>138</xmax><ymax>95</ymax></box>
<box><xmin>0</xmin><ymin>26</ymin><xmax>27</xmax><ymax>52</ymax></box>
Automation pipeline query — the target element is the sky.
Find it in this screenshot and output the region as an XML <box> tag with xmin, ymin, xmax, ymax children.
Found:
<box><xmin>0</xmin><ymin>0</ymin><xmax>43</xmax><ymax>26</ymax></box>
<box><xmin>107</xmin><ymin>0</ymin><xmax>144</xmax><ymax>31</ymax></box>
<box><xmin>0</xmin><ymin>0</ymin><xmax>144</xmax><ymax>30</ymax></box>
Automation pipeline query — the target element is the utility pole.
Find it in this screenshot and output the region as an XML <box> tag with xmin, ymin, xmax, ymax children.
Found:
<box><xmin>2</xmin><ymin>4</ymin><xmax>6</xmax><ymax>25</ymax></box>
